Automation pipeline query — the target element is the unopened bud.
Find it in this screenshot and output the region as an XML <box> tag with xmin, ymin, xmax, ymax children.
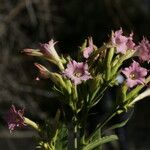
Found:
<box><xmin>34</xmin><ymin>63</ymin><xmax>51</xmax><ymax>79</ymax></box>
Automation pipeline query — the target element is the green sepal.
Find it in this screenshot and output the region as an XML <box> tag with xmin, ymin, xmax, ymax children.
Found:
<box><xmin>105</xmin><ymin>47</ymin><xmax>114</xmax><ymax>81</ymax></box>
<box><xmin>80</xmin><ymin>39</ymin><xmax>87</xmax><ymax>52</ymax></box>
<box><xmin>126</xmin><ymin>85</ymin><xmax>144</xmax><ymax>102</ymax></box>
<box><xmin>60</xmin><ymin>55</ymin><xmax>67</xmax><ymax>64</ymax></box>
<box><xmin>116</xmin><ymin>82</ymin><xmax>128</xmax><ymax>106</ymax></box>
<box><xmin>111</xmin><ymin>50</ymin><xmax>136</xmax><ymax>76</ymax></box>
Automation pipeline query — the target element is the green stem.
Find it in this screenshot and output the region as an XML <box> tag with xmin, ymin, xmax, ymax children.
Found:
<box><xmin>73</xmin><ymin>116</ymin><xmax>78</xmax><ymax>150</ymax></box>
<box><xmin>74</xmin><ymin>123</ymin><xmax>78</xmax><ymax>149</ymax></box>
<box><xmin>90</xmin><ymin>85</ymin><xmax>108</xmax><ymax>107</ymax></box>
<box><xmin>98</xmin><ymin>128</ymin><xmax>102</xmax><ymax>150</ymax></box>
<box><xmin>24</xmin><ymin>117</ymin><xmax>40</xmax><ymax>131</ymax></box>
<box><xmin>100</xmin><ymin>111</ymin><xmax>117</xmax><ymax>130</ymax></box>
<box><xmin>86</xmin><ymin>110</ymin><xmax>117</xmax><ymax>142</ymax></box>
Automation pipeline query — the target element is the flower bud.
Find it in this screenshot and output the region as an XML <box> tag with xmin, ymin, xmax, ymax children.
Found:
<box><xmin>22</xmin><ymin>48</ymin><xmax>43</xmax><ymax>57</ymax></box>
<box><xmin>34</xmin><ymin>63</ymin><xmax>51</xmax><ymax>79</ymax></box>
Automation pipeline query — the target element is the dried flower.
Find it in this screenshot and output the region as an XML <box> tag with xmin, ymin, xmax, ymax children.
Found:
<box><xmin>83</xmin><ymin>37</ymin><xmax>94</xmax><ymax>58</ymax></box>
<box><xmin>122</xmin><ymin>61</ymin><xmax>147</xmax><ymax>88</ymax></box>
<box><xmin>136</xmin><ymin>37</ymin><xmax>150</xmax><ymax>62</ymax></box>
<box><xmin>63</xmin><ymin>60</ymin><xmax>91</xmax><ymax>85</ymax></box>
<box><xmin>5</xmin><ymin>105</ymin><xmax>26</xmax><ymax>132</ymax></box>
<box><xmin>111</xmin><ymin>29</ymin><xmax>135</xmax><ymax>54</ymax></box>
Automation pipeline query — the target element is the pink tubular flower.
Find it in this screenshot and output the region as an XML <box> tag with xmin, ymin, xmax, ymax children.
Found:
<box><xmin>111</xmin><ymin>29</ymin><xmax>135</xmax><ymax>54</ymax></box>
<box><xmin>23</xmin><ymin>39</ymin><xmax>60</xmax><ymax>62</ymax></box>
<box><xmin>5</xmin><ymin>105</ymin><xmax>26</xmax><ymax>132</ymax></box>
<box><xmin>136</xmin><ymin>37</ymin><xmax>150</xmax><ymax>62</ymax></box>
<box><xmin>122</xmin><ymin>61</ymin><xmax>147</xmax><ymax>88</ymax></box>
<box><xmin>83</xmin><ymin>37</ymin><xmax>94</xmax><ymax>58</ymax></box>
<box><xmin>63</xmin><ymin>60</ymin><xmax>91</xmax><ymax>85</ymax></box>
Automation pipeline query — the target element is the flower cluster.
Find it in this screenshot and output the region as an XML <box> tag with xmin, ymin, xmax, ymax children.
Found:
<box><xmin>5</xmin><ymin>28</ymin><xmax>150</xmax><ymax>150</ymax></box>
<box><xmin>110</xmin><ymin>29</ymin><xmax>150</xmax><ymax>88</ymax></box>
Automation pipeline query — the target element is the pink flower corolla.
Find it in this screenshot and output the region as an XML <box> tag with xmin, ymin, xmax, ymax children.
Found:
<box><xmin>136</xmin><ymin>37</ymin><xmax>150</xmax><ymax>62</ymax></box>
<box><xmin>63</xmin><ymin>60</ymin><xmax>91</xmax><ymax>85</ymax></box>
<box><xmin>5</xmin><ymin>105</ymin><xmax>26</xmax><ymax>132</ymax></box>
<box><xmin>111</xmin><ymin>29</ymin><xmax>135</xmax><ymax>54</ymax></box>
<box><xmin>122</xmin><ymin>61</ymin><xmax>147</xmax><ymax>88</ymax></box>
<box><xmin>40</xmin><ymin>39</ymin><xmax>60</xmax><ymax>60</ymax></box>
<box><xmin>83</xmin><ymin>37</ymin><xmax>94</xmax><ymax>58</ymax></box>
<box><xmin>126</xmin><ymin>33</ymin><xmax>135</xmax><ymax>50</ymax></box>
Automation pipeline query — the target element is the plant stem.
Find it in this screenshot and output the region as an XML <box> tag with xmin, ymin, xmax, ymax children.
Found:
<box><xmin>74</xmin><ymin>124</ymin><xmax>78</xmax><ymax>149</ymax></box>
<box><xmin>86</xmin><ymin>110</ymin><xmax>117</xmax><ymax>142</ymax></box>
<box><xmin>24</xmin><ymin>117</ymin><xmax>40</xmax><ymax>131</ymax></box>
<box><xmin>99</xmin><ymin>111</ymin><xmax>117</xmax><ymax>130</ymax></box>
<box><xmin>99</xmin><ymin>128</ymin><xmax>102</xmax><ymax>150</ymax></box>
<box><xmin>74</xmin><ymin>116</ymin><xmax>78</xmax><ymax>150</ymax></box>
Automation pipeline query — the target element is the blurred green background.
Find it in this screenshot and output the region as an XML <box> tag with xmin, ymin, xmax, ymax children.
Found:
<box><xmin>0</xmin><ymin>0</ymin><xmax>150</xmax><ymax>149</ymax></box>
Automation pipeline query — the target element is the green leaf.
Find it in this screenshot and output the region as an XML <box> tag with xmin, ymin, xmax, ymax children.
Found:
<box><xmin>105</xmin><ymin>118</ymin><xmax>129</xmax><ymax>131</ymax></box>
<box><xmin>55</xmin><ymin>126</ymin><xmax>68</xmax><ymax>150</ymax></box>
<box><xmin>105</xmin><ymin>109</ymin><xmax>133</xmax><ymax>131</ymax></box>
<box><xmin>82</xmin><ymin>135</ymin><xmax>118</xmax><ymax>150</ymax></box>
